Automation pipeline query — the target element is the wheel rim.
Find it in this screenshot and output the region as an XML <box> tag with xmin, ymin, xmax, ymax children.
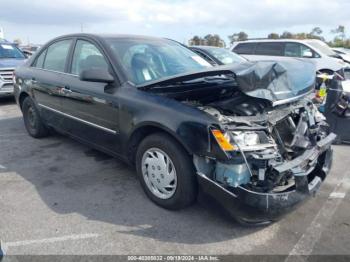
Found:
<box><xmin>27</xmin><ymin>106</ymin><xmax>36</xmax><ymax>129</ymax></box>
<box><xmin>141</xmin><ymin>148</ymin><xmax>177</xmax><ymax>199</ymax></box>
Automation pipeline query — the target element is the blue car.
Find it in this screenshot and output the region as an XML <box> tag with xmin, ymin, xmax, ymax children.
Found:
<box><xmin>0</xmin><ymin>40</ymin><xmax>26</xmax><ymax>97</ymax></box>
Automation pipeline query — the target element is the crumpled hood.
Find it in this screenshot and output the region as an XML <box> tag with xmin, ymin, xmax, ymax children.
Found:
<box><xmin>0</xmin><ymin>58</ymin><xmax>26</xmax><ymax>68</ymax></box>
<box><xmin>231</xmin><ymin>59</ymin><xmax>316</xmax><ymax>104</ymax></box>
<box><xmin>137</xmin><ymin>59</ymin><xmax>316</xmax><ymax>105</ymax></box>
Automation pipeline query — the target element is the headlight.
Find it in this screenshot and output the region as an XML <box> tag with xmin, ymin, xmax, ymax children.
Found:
<box><xmin>232</xmin><ymin>131</ymin><xmax>260</xmax><ymax>147</ymax></box>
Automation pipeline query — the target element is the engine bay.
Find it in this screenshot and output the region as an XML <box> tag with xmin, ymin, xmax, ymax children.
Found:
<box><xmin>190</xmin><ymin>92</ymin><xmax>331</xmax><ymax>194</ymax></box>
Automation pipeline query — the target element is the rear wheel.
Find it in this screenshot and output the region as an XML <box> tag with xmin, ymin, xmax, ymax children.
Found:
<box><xmin>22</xmin><ymin>97</ymin><xmax>49</xmax><ymax>138</ymax></box>
<box><xmin>136</xmin><ymin>133</ymin><xmax>197</xmax><ymax>210</ymax></box>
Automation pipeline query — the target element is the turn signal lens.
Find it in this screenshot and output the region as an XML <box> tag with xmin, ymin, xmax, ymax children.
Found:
<box><xmin>211</xmin><ymin>129</ymin><xmax>236</xmax><ymax>151</ymax></box>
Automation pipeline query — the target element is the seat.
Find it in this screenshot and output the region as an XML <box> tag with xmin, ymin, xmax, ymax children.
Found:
<box><xmin>131</xmin><ymin>53</ymin><xmax>158</xmax><ymax>84</ymax></box>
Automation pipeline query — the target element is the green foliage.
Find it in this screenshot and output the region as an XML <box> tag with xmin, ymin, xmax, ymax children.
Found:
<box><xmin>190</xmin><ymin>25</ymin><xmax>350</xmax><ymax>49</ymax></box>
<box><xmin>267</xmin><ymin>33</ymin><xmax>279</xmax><ymax>39</ymax></box>
<box><xmin>228</xmin><ymin>32</ymin><xmax>248</xmax><ymax>44</ymax></box>
<box><xmin>189</xmin><ymin>34</ymin><xmax>225</xmax><ymax>47</ymax></box>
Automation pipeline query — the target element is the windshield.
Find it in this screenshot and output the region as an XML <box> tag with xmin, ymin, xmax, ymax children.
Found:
<box><xmin>205</xmin><ymin>47</ymin><xmax>246</xmax><ymax>65</ymax></box>
<box><xmin>305</xmin><ymin>40</ymin><xmax>336</xmax><ymax>56</ymax></box>
<box><xmin>0</xmin><ymin>43</ymin><xmax>25</xmax><ymax>59</ymax></box>
<box><xmin>106</xmin><ymin>38</ymin><xmax>212</xmax><ymax>85</ymax></box>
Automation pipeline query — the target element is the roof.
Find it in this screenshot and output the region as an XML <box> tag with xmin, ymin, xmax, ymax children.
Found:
<box><xmin>234</xmin><ymin>39</ymin><xmax>324</xmax><ymax>44</ymax></box>
<box><xmin>51</xmin><ymin>33</ymin><xmax>167</xmax><ymax>41</ymax></box>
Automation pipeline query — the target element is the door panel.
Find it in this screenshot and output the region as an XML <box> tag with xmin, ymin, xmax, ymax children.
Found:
<box><xmin>60</xmin><ymin>39</ymin><xmax>121</xmax><ymax>153</ymax></box>
<box><xmin>32</xmin><ymin>70</ymin><xmax>69</xmax><ymax>125</ymax></box>
<box><xmin>30</xmin><ymin>39</ymin><xmax>73</xmax><ymax>125</ymax></box>
<box><xmin>60</xmin><ymin>77</ymin><xmax>121</xmax><ymax>153</ymax></box>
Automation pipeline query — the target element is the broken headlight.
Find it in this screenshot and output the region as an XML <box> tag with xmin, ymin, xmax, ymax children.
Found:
<box><xmin>232</xmin><ymin>131</ymin><xmax>260</xmax><ymax>147</ymax></box>
<box><xmin>231</xmin><ymin>131</ymin><xmax>276</xmax><ymax>151</ymax></box>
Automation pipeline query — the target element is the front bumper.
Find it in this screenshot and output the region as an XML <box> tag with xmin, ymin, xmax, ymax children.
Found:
<box><xmin>0</xmin><ymin>68</ymin><xmax>15</xmax><ymax>97</ymax></box>
<box><xmin>198</xmin><ymin>133</ymin><xmax>336</xmax><ymax>225</ymax></box>
<box><xmin>0</xmin><ymin>82</ymin><xmax>14</xmax><ymax>97</ymax></box>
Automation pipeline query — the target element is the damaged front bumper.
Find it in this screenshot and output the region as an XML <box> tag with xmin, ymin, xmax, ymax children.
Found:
<box><xmin>197</xmin><ymin>133</ymin><xmax>335</xmax><ymax>225</ymax></box>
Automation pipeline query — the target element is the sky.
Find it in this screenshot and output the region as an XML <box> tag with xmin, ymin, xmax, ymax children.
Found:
<box><xmin>0</xmin><ymin>0</ymin><xmax>349</xmax><ymax>46</ymax></box>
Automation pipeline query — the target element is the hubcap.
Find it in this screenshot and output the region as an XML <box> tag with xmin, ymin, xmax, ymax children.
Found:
<box><xmin>141</xmin><ymin>148</ymin><xmax>177</xmax><ymax>199</ymax></box>
<box><xmin>27</xmin><ymin>106</ymin><xmax>36</xmax><ymax>128</ymax></box>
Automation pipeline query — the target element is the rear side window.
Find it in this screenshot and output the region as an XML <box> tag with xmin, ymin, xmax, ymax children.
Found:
<box><xmin>284</xmin><ymin>43</ymin><xmax>301</xmax><ymax>57</ymax></box>
<box><xmin>233</xmin><ymin>43</ymin><xmax>256</xmax><ymax>54</ymax></box>
<box><xmin>255</xmin><ymin>42</ymin><xmax>284</xmax><ymax>56</ymax></box>
<box><xmin>43</xmin><ymin>40</ymin><xmax>72</xmax><ymax>72</ymax></box>
<box><xmin>284</xmin><ymin>43</ymin><xmax>315</xmax><ymax>58</ymax></box>
<box><xmin>71</xmin><ymin>40</ymin><xmax>109</xmax><ymax>75</ymax></box>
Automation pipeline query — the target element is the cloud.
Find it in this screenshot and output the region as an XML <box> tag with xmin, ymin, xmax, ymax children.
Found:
<box><xmin>1</xmin><ymin>0</ymin><xmax>349</xmax><ymax>43</ymax></box>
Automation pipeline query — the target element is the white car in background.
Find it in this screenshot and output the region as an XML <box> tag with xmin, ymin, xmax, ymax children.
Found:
<box><xmin>231</xmin><ymin>39</ymin><xmax>349</xmax><ymax>77</ymax></box>
<box><xmin>332</xmin><ymin>47</ymin><xmax>350</xmax><ymax>64</ymax></box>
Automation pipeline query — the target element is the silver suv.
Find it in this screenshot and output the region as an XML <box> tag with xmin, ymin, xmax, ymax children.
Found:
<box><xmin>0</xmin><ymin>40</ymin><xmax>26</xmax><ymax>97</ymax></box>
<box><xmin>231</xmin><ymin>39</ymin><xmax>349</xmax><ymax>76</ymax></box>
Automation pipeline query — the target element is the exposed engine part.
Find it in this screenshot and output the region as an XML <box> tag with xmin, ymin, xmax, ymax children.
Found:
<box><xmin>192</xmin><ymin>93</ymin><xmax>330</xmax><ymax>193</ymax></box>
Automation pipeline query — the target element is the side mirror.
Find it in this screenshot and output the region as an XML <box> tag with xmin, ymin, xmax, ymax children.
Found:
<box><xmin>79</xmin><ymin>68</ymin><xmax>114</xmax><ymax>83</ymax></box>
<box><xmin>302</xmin><ymin>50</ymin><xmax>313</xmax><ymax>58</ymax></box>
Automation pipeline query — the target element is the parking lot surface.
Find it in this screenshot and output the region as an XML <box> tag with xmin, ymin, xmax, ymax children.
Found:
<box><xmin>0</xmin><ymin>97</ymin><xmax>349</xmax><ymax>257</ymax></box>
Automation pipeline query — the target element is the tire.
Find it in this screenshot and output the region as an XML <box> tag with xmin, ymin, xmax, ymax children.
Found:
<box><xmin>136</xmin><ymin>133</ymin><xmax>198</xmax><ymax>210</ymax></box>
<box><xmin>22</xmin><ymin>97</ymin><xmax>49</xmax><ymax>138</ymax></box>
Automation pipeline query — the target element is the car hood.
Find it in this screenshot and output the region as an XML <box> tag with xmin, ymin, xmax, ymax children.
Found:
<box><xmin>0</xmin><ymin>58</ymin><xmax>26</xmax><ymax>68</ymax></box>
<box><xmin>137</xmin><ymin>60</ymin><xmax>316</xmax><ymax>106</ymax></box>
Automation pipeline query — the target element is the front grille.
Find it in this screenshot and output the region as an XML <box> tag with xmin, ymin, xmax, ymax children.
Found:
<box><xmin>0</xmin><ymin>68</ymin><xmax>14</xmax><ymax>83</ymax></box>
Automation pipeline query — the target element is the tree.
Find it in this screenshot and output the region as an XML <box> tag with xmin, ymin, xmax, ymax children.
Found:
<box><xmin>331</xmin><ymin>25</ymin><xmax>346</xmax><ymax>41</ymax></box>
<box><xmin>280</xmin><ymin>31</ymin><xmax>294</xmax><ymax>39</ymax></box>
<box><xmin>307</xmin><ymin>27</ymin><xmax>324</xmax><ymax>40</ymax></box>
<box><xmin>267</xmin><ymin>33</ymin><xmax>279</xmax><ymax>39</ymax></box>
<box><xmin>189</xmin><ymin>34</ymin><xmax>225</xmax><ymax>47</ymax></box>
<box><xmin>310</xmin><ymin>27</ymin><xmax>322</xmax><ymax>36</ymax></box>
<box><xmin>189</xmin><ymin>35</ymin><xmax>201</xmax><ymax>46</ymax></box>
<box><xmin>295</xmin><ymin>32</ymin><xmax>307</xmax><ymax>39</ymax></box>
<box><xmin>228</xmin><ymin>31</ymin><xmax>248</xmax><ymax>44</ymax></box>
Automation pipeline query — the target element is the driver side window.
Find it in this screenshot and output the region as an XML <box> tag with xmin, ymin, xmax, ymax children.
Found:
<box><xmin>71</xmin><ymin>40</ymin><xmax>109</xmax><ymax>75</ymax></box>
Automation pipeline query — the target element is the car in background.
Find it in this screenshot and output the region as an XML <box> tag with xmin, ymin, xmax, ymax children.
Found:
<box><xmin>0</xmin><ymin>39</ymin><xmax>27</xmax><ymax>97</ymax></box>
<box><xmin>14</xmin><ymin>34</ymin><xmax>335</xmax><ymax>224</ymax></box>
<box><xmin>332</xmin><ymin>47</ymin><xmax>350</xmax><ymax>64</ymax></box>
<box><xmin>231</xmin><ymin>39</ymin><xmax>348</xmax><ymax>77</ymax></box>
<box><xmin>20</xmin><ymin>45</ymin><xmax>41</xmax><ymax>58</ymax></box>
<box><xmin>189</xmin><ymin>46</ymin><xmax>246</xmax><ymax>66</ymax></box>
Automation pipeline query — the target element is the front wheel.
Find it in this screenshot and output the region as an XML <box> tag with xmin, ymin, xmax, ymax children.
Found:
<box><xmin>136</xmin><ymin>133</ymin><xmax>198</xmax><ymax>210</ymax></box>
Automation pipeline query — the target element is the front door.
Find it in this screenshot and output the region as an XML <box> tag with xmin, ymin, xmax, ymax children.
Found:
<box><xmin>60</xmin><ymin>39</ymin><xmax>121</xmax><ymax>154</ymax></box>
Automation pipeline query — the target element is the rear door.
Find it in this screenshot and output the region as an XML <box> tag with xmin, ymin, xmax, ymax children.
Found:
<box><xmin>60</xmin><ymin>39</ymin><xmax>121</xmax><ymax>154</ymax></box>
<box><xmin>30</xmin><ymin>39</ymin><xmax>74</xmax><ymax>125</ymax></box>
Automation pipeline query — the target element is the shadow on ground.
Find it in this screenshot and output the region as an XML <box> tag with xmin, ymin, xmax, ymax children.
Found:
<box><xmin>0</xmin><ymin>96</ymin><xmax>16</xmax><ymax>105</ymax></box>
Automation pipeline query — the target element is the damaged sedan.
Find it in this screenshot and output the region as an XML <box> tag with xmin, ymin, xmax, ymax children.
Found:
<box><xmin>14</xmin><ymin>34</ymin><xmax>335</xmax><ymax>224</ymax></box>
